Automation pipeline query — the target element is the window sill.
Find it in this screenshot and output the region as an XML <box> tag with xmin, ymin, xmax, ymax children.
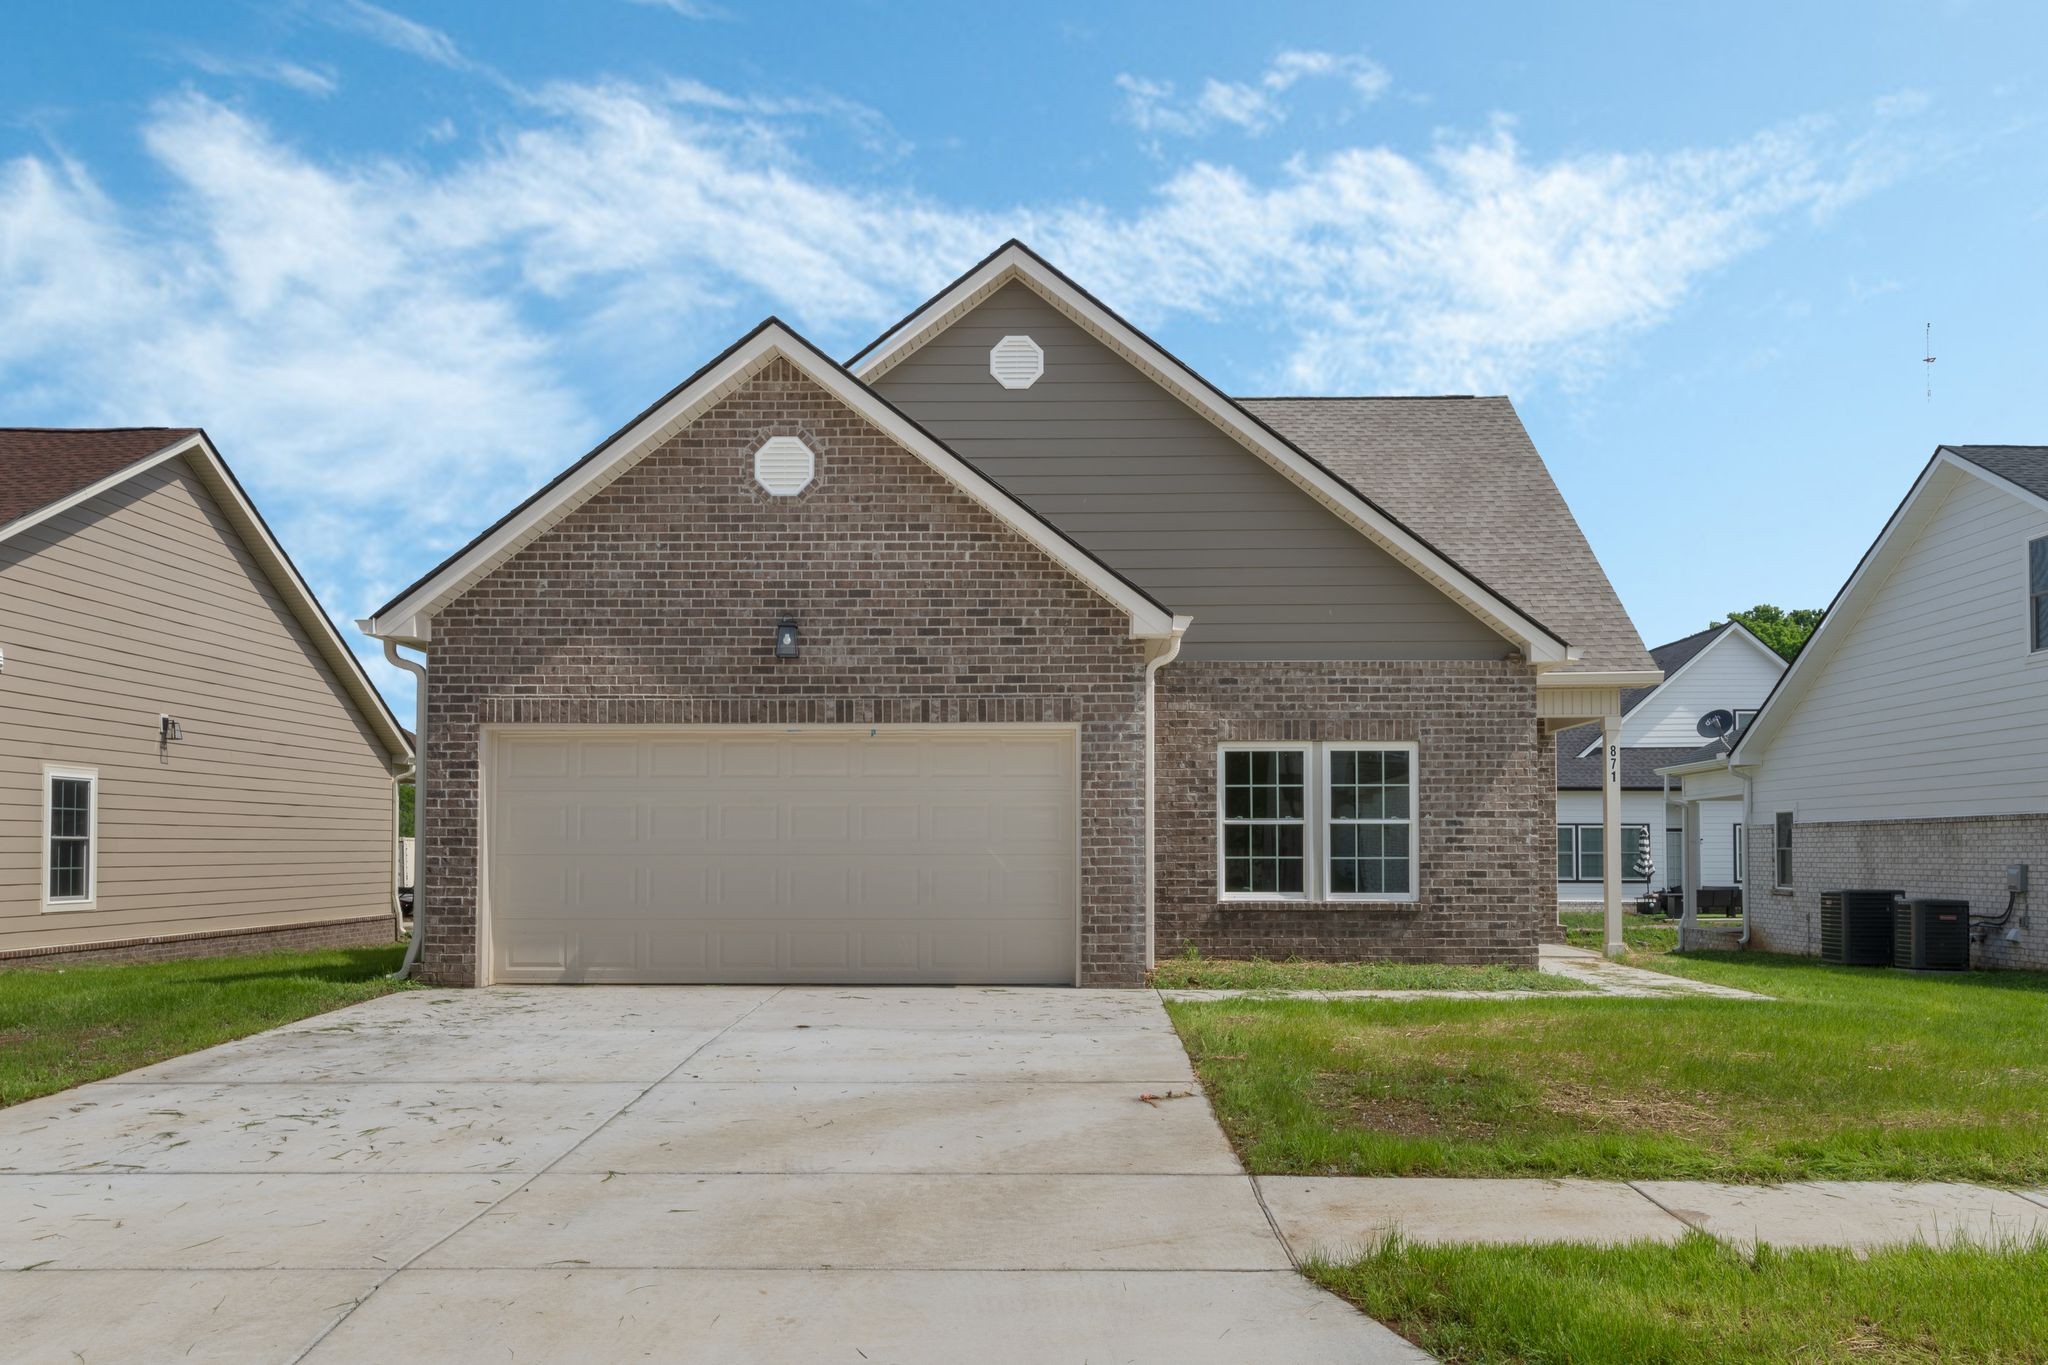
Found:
<box><xmin>1218</xmin><ymin>897</ymin><xmax>1419</xmax><ymax>911</ymax></box>
<box><xmin>41</xmin><ymin>901</ymin><xmax>98</xmax><ymax>913</ymax></box>
<box><xmin>1770</xmin><ymin>886</ymin><xmax>1795</xmax><ymax>897</ymax></box>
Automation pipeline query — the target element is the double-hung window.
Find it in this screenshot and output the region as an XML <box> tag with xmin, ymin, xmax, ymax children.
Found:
<box><xmin>2031</xmin><ymin>535</ymin><xmax>2048</xmax><ymax>652</ymax></box>
<box><xmin>43</xmin><ymin>766</ymin><xmax>98</xmax><ymax>908</ymax></box>
<box><xmin>1732</xmin><ymin>822</ymin><xmax>1745</xmax><ymax>883</ymax></box>
<box><xmin>1219</xmin><ymin>743</ymin><xmax>1417</xmax><ymax>901</ymax></box>
<box><xmin>1555</xmin><ymin>824</ymin><xmax>1651</xmax><ymax>882</ymax></box>
<box><xmin>1774</xmin><ymin>812</ymin><xmax>1794</xmax><ymax>888</ymax></box>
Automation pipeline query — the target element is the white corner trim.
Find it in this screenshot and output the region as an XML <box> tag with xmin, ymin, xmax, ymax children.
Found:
<box><xmin>850</xmin><ymin>244</ymin><xmax>1575</xmax><ymax>664</ymax></box>
<box><xmin>363</xmin><ymin>322</ymin><xmax>1179</xmax><ymax>643</ymax></box>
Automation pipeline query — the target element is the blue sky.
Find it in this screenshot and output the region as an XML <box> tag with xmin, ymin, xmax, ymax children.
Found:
<box><xmin>4</xmin><ymin>2</ymin><xmax>2044</xmax><ymax>723</ymax></box>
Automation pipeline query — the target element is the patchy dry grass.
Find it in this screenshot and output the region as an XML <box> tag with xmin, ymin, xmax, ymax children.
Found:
<box><xmin>1167</xmin><ymin>951</ymin><xmax>2048</xmax><ymax>1182</ymax></box>
<box><xmin>1314</xmin><ymin>1234</ymin><xmax>2048</xmax><ymax>1363</ymax></box>
<box><xmin>0</xmin><ymin>945</ymin><xmax>413</xmax><ymax>1105</ymax></box>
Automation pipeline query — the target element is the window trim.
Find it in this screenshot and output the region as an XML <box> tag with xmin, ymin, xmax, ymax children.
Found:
<box><xmin>1732</xmin><ymin>821</ymin><xmax>1744</xmax><ymax>884</ymax></box>
<box><xmin>1217</xmin><ymin>743</ymin><xmax>1314</xmax><ymax>903</ymax></box>
<box><xmin>1215</xmin><ymin>741</ymin><xmax>1419</xmax><ymax>904</ymax></box>
<box><xmin>2029</xmin><ymin>534</ymin><xmax>2048</xmax><ymax>654</ymax></box>
<box><xmin>1773</xmin><ymin>811</ymin><xmax>1794</xmax><ymax>890</ymax></box>
<box><xmin>42</xmin><ymin>764</ymin><xmax>99</xmax><ymax>911</ymax></box>
<box><xmin>1555</xmin><ymin>822</ymin><xmax>1653</xmax><ymax>884</ymax></box>
<box><xmin>1323</xmin><ymin>741</ymin><xmax>1420</xmax><ymax>905</ymax></box>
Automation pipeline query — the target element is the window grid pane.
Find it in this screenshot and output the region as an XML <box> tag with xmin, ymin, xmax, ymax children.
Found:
<box><xmin>1329</xmin><ymin>746</ymin><xmax>1413</xmax><ymax>897</ymax></box>
<box><xmin>1577</xmin><ymin>825</ymin><xmax>1604</xmax><ymax>882</ymax></box>
<box><xmin>1222</xmin><ymin>749</ymin><xmax>1305</xmax><ymax>895</ymax></box>
<box><xmin>1557</xmin><ymin>825</ymin><xmax>1575</xmax><ymax>879</ymax></box>
<box><xmin>48</xmin><ymin>777</ymin><xmax>91</xmax><ymax>900</ymax></box>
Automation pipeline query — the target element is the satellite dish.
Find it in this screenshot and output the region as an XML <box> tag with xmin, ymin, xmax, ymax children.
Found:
<box><xmin>1697</xmin><ymin>709</ymin><xmax>1736</xmax><ymax>740</ymax></box>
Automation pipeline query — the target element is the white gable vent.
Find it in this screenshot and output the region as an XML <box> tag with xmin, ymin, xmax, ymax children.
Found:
<box><xmin>989</xmin><ymin>335</ymin><xmax>1045</xmax><ymax>390</ymax></box>
<box><xmin>753</xmin><ymin>436</ymin><xmax>816</xmax><ymax>496</ymax></box>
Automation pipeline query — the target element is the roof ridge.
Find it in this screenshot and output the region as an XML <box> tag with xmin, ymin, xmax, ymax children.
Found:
<box><xmin>0</xmin><ymin>425</ymin><xmax>195</xmax><ymax>433</ymax></box>
<box><xmin>1237</xmin><ymin>394</ymin><xmax>1489</xmax><ymax>402</ymax></box>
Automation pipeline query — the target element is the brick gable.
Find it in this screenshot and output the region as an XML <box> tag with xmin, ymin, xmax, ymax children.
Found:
<box><xmin>420</xmin><ymin>358</ymin><xmax>1151</xmax><ymax>985</ymax></box>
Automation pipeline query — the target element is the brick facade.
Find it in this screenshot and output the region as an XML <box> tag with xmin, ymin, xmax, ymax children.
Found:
<box><xmin>0</xmin><ymin>915</ymin><xmax>394</xmax><ymax>969</ymax></box>
<box><xmin>422</xmin><ymin>358</ymin><xmax>1152</xmax><ymax>986</ymax></box>
<box><xmin>1154</xmin><ymin>660</ymin><xmax>1550</xmax><ymax>967</ymax></box>
<box><xmin>1747</xmin><ymin>815</ymin><xmax>2048</xmax><ymax>970</ymax></box>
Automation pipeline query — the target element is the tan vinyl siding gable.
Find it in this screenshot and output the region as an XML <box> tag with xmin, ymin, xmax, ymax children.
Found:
<box><xmin>0</xmin><ymin>459</ymin><xmax>396</xmax><ymax>951</ymax></box>
<box><xmin>871</xmin><ymin>281</ymin><xmax>1508</xmax><ymax>662</ymax></box>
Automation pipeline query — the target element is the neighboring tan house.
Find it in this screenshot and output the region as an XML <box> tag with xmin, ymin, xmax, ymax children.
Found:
<box><xmin>362</xmin><ymin>241</ymin><xmax>1658</xmax><ymax>987</ymax></box>
<box><xmin>0</xmin><ymin>428</ymin><xmax>414</xmax><ymax>966</ymax></box>
<box><xmin>1664</xmin><ymin>445</ymin><xmax>2047</xmax><ymax>969</ymax></box>
<box><xmin>1554</xmin><ymin>622</ymin><xmax>1785</xmax><ymax>903</ymax></box>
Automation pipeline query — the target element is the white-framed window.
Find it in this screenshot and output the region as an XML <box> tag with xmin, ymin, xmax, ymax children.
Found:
<box><xmin>1218</xmin><ymin>742</ymin><xmax>1417</xmax><ymax>902</ymax></box>
<box><xmin>1733</xmin><ymin>708</ymin><xmax>1758</xmax><ymax>732</ymax></box>
<box><xmin>1732</xmin><ymin>822</ymin><xmax>1745</xmax><ymax>883</ymax></box>
<box><xmin>1219</xmin><ymin>745</ymin><xmax>1308</xmax><ymax>897</ymax></box>
<box><xmin>42</xmin><ymin>765</ymin><xmax>98</xmax><ymax>909</ymax></box>
<box><xmin>2030</xmin><ymin>535</ymin><xmax>2048</xmax><ymax>652</ymax></box>
<box><xmin>1555</xmin><ymin>823</ymin><xmax>1652</xmax><ymax>883</ymax></box>
<box><xmin>1773</xmin><ymin>811</ymin><xmax>1794</xmax><ymax>888</ymax></box>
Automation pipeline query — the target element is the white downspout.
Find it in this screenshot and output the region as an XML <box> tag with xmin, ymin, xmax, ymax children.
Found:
<box><xmin>382</xmin><ymin>640</ymin><xmax>429</xmax><ymax>981</ymax></box>
<box><xmin>1738</xmin><ymin>769</ymin><xmax>1755</xmax><ymax>947</ymax></box>
<box><xmin>389</xmin><ymin>762</ymin><xmax>412</xmax><ymax>938</ymax></box>
<box><xmin>1142</xmin><ymin>618</ymin><xmax>1192</xmax><ymax>972</ymax></box>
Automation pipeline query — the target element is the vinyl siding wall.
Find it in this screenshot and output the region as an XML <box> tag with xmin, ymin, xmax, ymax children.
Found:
<box><xmin>1750</xmin><ymin>471</ymin><xmax>2048</xmax><ymax>825</ymax></box>
<box><xmin>1623</xmin><ymin>632</ymin><xmax>1784</xmax><ymax>747</ymax></box>
<box><xmin>872</xmin><ymin>282</ymin><xmax>1509</xmax><ymax>662</ymax></box>
<box><xmin>0</xmin><ymin>461</ymin><xmax>398</xmax><ymax>953</ymax></box>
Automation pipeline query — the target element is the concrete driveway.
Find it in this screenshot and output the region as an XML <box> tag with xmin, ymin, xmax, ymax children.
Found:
<box><xmin>0</xmin><ymin>985</ymin><xmax>1422</xmax><ymax>1363</ymax></box>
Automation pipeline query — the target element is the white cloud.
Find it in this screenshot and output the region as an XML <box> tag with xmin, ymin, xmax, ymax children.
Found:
<box><xmin>326</xmin><ymin>0</ymin><xmax>472</xmax><ymax>70</ymax></box>
<box><xmin>1118</xmin><ymin>50</ymin><xmax>1390</xmax><ymax>139</ymax></box>
<box><xmin>623</xmin><ymin>0</ymin><xmax>729</xmax><ymax>19</ymax></box>
<box><xmin>0</xmin><ymin>79</ymin><xmax>1918</xmax><ymax>721</ymax></box>
<box><xmin>182</xmin><ymin>51</ymin><xmax>341</xmax><ymax>97</ymax></box>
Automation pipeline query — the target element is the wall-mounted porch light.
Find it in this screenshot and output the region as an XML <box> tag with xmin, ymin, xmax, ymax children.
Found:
<box><xmin>159</xmin><ymin>714</ymin><xmax>184</xmax><ymax>742</ymax></box>
<box><xmin>774</xmin><ymin>618</ymin><xmax>800</xmax><ymax>660</ymax></box>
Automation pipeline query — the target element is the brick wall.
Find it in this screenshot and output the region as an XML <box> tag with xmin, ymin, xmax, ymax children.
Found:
<box><xmin>423</xmin><ymin>357</ymin><xmax>1152</xmax><ymax>986</ymax></box>
<box><xmin>0</xmin><ymin>915</ymin><xmax>394</xmax><ymax>969</ymax></box>
<box><xmin>1154</xmin><ymin>660</ymin><xmax>1549</xmax><ymax>967</ymax></box>
<box><xmin>1748</xmin><ymin>815</ymin><xmax>2048</xmax><ymax>970</ymax></box>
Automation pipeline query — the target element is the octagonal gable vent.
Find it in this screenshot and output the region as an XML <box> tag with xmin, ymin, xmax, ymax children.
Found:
<box><xmin>753</xmin><ymin>436</ymin><xmax>816</xmax><ymax>496</ymax></box>
<box><xmin>989</xmin><ymin>335</ymin><xmax>1045</xmax><ymax>390</ymax></box>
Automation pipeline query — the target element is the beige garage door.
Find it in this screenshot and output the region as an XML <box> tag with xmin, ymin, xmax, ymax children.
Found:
<box><xmin>487</xmin><ymin>728</ymin><xmax>1078</xmax><ymax>984</ymax></box>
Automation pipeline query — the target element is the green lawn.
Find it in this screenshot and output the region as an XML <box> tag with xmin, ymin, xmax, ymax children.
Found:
<box><xmin>1149</xmin><ymin>952</ymin><xmax>1587</xmax><ymax>993</ymax></box>
<box><xmin>0</xmin><ymin>944</ymin><xmax>413</xmax><ymax>1106</ymax></box>
<box><xmin>1559</xmin><ymin>908</ymin><xmax>1680</xmax><ymax>953</ymax></box>
<box><xmin>1314</xmin><ymin>1234</ymin><xmax>2048</xmax><ymax>1364</ymax></box>
<box><xmin>1166</xmin><ymin>950</ymin><xmax>2048</xmax><ymax>1183</ymax></box>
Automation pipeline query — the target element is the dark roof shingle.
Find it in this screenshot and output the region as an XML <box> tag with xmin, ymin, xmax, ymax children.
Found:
<box><xmin>1944</xmin><ymin>446</ymin><xmax>2048</xmax><ymax>501</ymax></box>
<box><xmin>1241</xmin><ymin>397</ymin><xmax>1655</xmax><ymax>674</ymax></box>
<box><xmin>0</xmin><ymin>428</ymin><xmax>198</xmax><ymax>526</ymax></box>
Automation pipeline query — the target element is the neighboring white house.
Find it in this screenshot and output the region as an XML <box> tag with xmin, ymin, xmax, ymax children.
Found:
<box><xmin>1556</xmin><ymin>622</ymin><xmax>1786</xmax><ymax>903</ymax></box>
<box><xmin>1664</xmin><ymin>446</ymin><xmax>2048</xmax><ymax>969</ymax></box>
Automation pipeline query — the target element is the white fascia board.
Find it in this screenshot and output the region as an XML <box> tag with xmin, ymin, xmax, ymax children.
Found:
<box><xmin>851</xmin><ymin>245</ymin><xmax>1573</xmax><ymax>664</ymax></box>
<box><xmin>1729</xmin><ymin>453</ymin><xmax>1955</xmax><ymax>766</ymax></box>
<box><xmin>0</xmin><ymin>436</ymin><xmax>194</xmax><ymax>547</ymax></box>
<box><xmin>1536</xmin><ymin>669</ymin><xmax>1663</xmax><ymax>689</ymax></box>
<box><xmin>364</xmin><ymin>322</ymin><xmax>1179</xmax><ymax>643</ymax></box>
<box><xmin>1939</xmin><ymin>447</ymin><xmax>2048</xmax><ymax>520</ymax></box>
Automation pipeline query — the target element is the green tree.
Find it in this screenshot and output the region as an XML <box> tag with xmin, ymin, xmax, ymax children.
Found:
<box><xmin>1717</xmin><ymin>605</ymin><xmax>1824</xmax><ymax>661</ymax></box>
<box><xmin>399</xmin><ymin>782</ymin><xmax>415</xmax><ymax>838</ymax></box>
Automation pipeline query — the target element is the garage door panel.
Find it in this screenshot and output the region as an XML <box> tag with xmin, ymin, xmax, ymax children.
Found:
<box><xmin>489</xmin><ymin>728</ymin><xmax>1076</xmax><ymax>984</ymax></box>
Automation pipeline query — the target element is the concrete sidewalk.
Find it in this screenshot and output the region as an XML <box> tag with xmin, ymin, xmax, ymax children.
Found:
<box><xmin>1259</xmin><ymin>1177</ymin><xmax>2048</xmax><ymax>1258</ymax></box>
<box><xmin>1159</xmin><ymin>943</ymin><xmax>1770</xmax><ymax>1003</ymax></box>
<box><xmin>0</xmin><ymin>985</ymin><xmax>1425</xmax><ymax>1364</ymax></box>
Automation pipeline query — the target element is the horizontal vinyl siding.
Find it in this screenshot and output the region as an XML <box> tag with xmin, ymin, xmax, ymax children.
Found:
<box><xmin>1624</xmin><ymin>633</ymin><xmax>1784</xmax><ymax>747</ymax></box>
<box><xmin>874</xmin><ymin>283</ymin><xmax>1507</xmax><ymax>662</ymax></box>
<box><xmin>1554</xmin><ymin>790</ymin><xmax>1671</xmax><ymax>899</ymax></box>
<box><xmin>1751</xmin><ymin>473</ymin><xmax>2048</xmax><ymax>824</ymax></box>
<box><xmin>0</xmin><ymin>461</ymin><xmax>396</xmax><ymax>952</ymax></box>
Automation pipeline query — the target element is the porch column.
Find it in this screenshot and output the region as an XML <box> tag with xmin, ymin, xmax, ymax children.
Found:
<box><xmin>1679</xmin><ymin>797</ymin><xmax>1702</xmax><ymax>951</ymax></box>
<box><xmin>1602</xmin><ymin>711</ymin><xmax>1624</xmax><ymax>958</ymax></box>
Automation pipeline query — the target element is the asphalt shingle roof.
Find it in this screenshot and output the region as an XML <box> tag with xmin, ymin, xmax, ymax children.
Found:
<box><xmin>0</xmin><ymin>428</ymin><xmax>198</xmax><ymax>527</ymax></box>
<box><xmin>1551</xmin><ymin>624</ymin><xmax>1743</xmax><ymax>789</ymax></box>
<box><xmin>1242</xmin><ymin>397</ymin><xmax>1655</xmax><ymax>674</ymax></box>
<box><xmin>1944</xmin><ymin>445</ymin><xmax>2048</xmax><ymax>501</ymax></box>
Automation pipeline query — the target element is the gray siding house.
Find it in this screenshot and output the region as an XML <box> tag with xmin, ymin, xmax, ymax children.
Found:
<box><xmin>364</xmin><ymin>242</ymin><xmax>1657</xmax><ymax>987</ymax></box>
<box><xmin>0</xmin><ymin>429</ymin><xmax>414</xmax><ymax>966</ymax></box>
<box><xmin>1664</xmin><ymin>446</ymin><xmax>2048</xmax><ymax>969</ymax></box>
